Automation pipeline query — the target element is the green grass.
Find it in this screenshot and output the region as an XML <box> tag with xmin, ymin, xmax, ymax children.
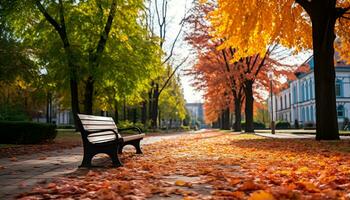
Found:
<box><xmin>55</xmin><ymin>130</ymin><xmax>81</xmax><ymax>142</ymax></box>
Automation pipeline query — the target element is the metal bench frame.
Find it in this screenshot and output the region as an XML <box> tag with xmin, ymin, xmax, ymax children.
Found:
<box><xmin>77</xmin><ymin>114</ymin><xmax>144</xmax><ymax>167</ymax></box>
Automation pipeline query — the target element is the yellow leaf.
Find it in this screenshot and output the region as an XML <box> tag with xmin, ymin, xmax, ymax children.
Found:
<box><xmin>248</xmin><ymin>190</ymin><xmax>275</xmax><ymax>200</ymax></box>
<box><xmin>175</xmin><ymin>180</ymin><xmax>187</xmax><ymax>186</ymax></box>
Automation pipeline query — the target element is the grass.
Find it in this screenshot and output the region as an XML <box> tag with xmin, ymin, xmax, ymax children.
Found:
<box><xmin>55</xmin><ymin>130</ymin><xmax>81</xmax><ymax>143</ymax></box>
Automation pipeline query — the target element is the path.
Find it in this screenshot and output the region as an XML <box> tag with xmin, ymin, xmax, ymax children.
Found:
<box><xmin>0</xmin><ymin>131</ymin><xmax>194</xmax><ymax>199</ymax></box>
<box><xmin>255</xmin><ymin>131</ymin><xmax>350</xmax><ymax>139</ymax></box>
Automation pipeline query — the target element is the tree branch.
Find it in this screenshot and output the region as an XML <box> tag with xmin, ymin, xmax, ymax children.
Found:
<box><xmin>159</xmin><ymin>56</ymin><xmax>188</xmax><ymax>94</ymax></box>
<box><xmin>295</xmin><ymin>0</ymin><xmax>312</xmax><ymax>14</ymax></box>
<box><xmin>35</xmin><ymin>0</ymin><xmax>61</xmax><ymax>33</ymax></box>
<box><xmin>336</xmin><ymin>6</ymin><xmax>350</xmax><ymax>19</ymax></box>
<box><xmin>95</xmin><ymin>0</ymin><xmax>117</xmax><ymax>56</ymax></box>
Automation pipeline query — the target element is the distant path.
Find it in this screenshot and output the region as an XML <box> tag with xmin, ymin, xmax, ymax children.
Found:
<box><xmin>255</xmin><ymin>130</ymin><xmax>350</xmax><ymax>139</ymax></box>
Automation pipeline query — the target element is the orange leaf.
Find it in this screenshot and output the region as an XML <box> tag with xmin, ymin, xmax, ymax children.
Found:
<box><xmin>248</xmin><ymin>190</ymin><xmax>275</xmax><ymax>200</ymax></box>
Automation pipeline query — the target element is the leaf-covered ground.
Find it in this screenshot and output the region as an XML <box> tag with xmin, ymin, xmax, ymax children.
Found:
<box><xmin>18</xmin><ymin>131</ymin><xmax>350</xmax><ymax>199</ymax></box>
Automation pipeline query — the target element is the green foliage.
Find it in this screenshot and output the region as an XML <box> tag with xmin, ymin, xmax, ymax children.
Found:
<box><xmin>0</xmin><ymin>121</ymin><xmax>57</xmax><ymax>144</ymax></box>
<box><xmin>159</xmin><ymin>74</ymin><xmax>187</xmax><ymax>121</ymax></box>
<box><xmin>241</xmin><ymin>121</ymin><xmax>266</xmax><ymax>129</ymax></box>
<box><xmin>0</xmin><ymin>104</ymin><xmax>30</xmax><ymax>121</ymax></box>
<box><xmin>117</xmin><ymin>120</ymin><xmax>134</xmax><ymax>129</ymax></box>
<box><xmin>275</xmin><ymin>121</ymin><xmax>291</xmax><ymax>129</ymax></box>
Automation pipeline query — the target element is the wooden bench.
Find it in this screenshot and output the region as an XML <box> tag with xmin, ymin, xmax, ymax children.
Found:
<box><xmin>77</xmin><ymin>114</ymin><xmax>145</xmax><ymax>167</ymax></box>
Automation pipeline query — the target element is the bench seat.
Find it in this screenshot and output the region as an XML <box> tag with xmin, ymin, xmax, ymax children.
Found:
<box><xmin>77</xmin><ymin>114</ymin><xmax>145</xmax><ymax>167</ymax></box>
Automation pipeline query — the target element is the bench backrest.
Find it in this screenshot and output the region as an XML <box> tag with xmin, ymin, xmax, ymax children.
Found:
<box><xmin>78</xmin><ymin>114</ymin><xmax>121</xmax><ymax>144</ymax></box>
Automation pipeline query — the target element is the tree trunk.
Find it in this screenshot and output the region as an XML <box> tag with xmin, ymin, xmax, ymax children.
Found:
<box><xmin>123</xmin><ymin>98</ymin><xmax>127</xmax><ymax>121</ymax></box>
<box><xmin>141</xmin><ymin>101</ymin><xmax>147</xmax><ymax>124</ymax></box>
<box><xmin>234</xmin><ymin>94</ymin><xmax>242</xmax><ymax>132</ymax></box>
<box><xmin>244</xmin><ymin>80</ymin><xmax>254</xmax><ymax>133</ymax></box>
<box><xmin>158</xmin><ymin>109</ymin><xmax>161</xmax><ymax>128</ymax></box>
<box><xmin>84</xmin><ymin>76</ymin><xmax>94</xmax><ymax>115</ymax></box>
<box><xmin>133</xmin><ymin>108</ymin><xmax>137</xmax><ymax>123</ymax></box>
<box><xmin>309</xmin><ymin>6</ymin><xmax>339</xmax><ymax>140</ymax></box>
<box><xmin>221</xmin><ymin>108</ymin><xmax>230</xmax><ymax>130</ymax></box>
<box><xmin>46</xmin><ymin>91</ymin><xmax>51</xmax><ymax>123</ymax></box>
<box><xmin>169</xmin><ymin>119</ymin><xmax>173</xmax><ymax>129</ymax></box>
<box><xmin>151</xmin><ymin>84</ymin><xmax>159</xmax><ymax>128</ymax></box>
<box><xmin>114</xmin><ymin>100</ymin><xmax>119</xmax><ymax>124</ymax></box>
<box><xmin>148</xmin><ymin>87</ymin><xmax>153</xmax><ymax>124</ymax></box>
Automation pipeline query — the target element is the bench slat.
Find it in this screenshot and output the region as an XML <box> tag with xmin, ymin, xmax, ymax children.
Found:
<box><xmin>78</xmin><ymin>114</ymin><xmax>114</xmax><ymax>121</ymax></box>
<box><xmin>88</xmin><ymin>134</ymin><xmax>117</xmax><ymax>143</ymax></box>
<box><xmin>80</xmin><ymin>120</ymin><xmax>116</xmax><ymax>125</ymax></box>
<box><xmin>83</xmin><ymin>125</ymin><xmax>118</xmax><ymax>130</ymax></box>
<box><xmin>123</xmin><ymin>134</ymin><xmax>145</xmax><ymax>142</ymax></box>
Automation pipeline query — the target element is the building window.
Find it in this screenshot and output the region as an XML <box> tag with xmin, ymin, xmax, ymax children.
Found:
<box><xmin>335</xmin><ymin>79</ymin><xmax>343</xmax><ymax>97</ymax></box>
<box><xmin>337</xmin><ymin>105</ymin><xmax>345</xmax><ymax>118</ymax></box>
<box><xmin>310</xmin><ymin>106</ymin><xmax>314</xmax><ymax>121</ymax></box>
<box><xmin>306</xmin><ymin>107</ymin><xmax>309</xmax><ymax>121</ymax></box>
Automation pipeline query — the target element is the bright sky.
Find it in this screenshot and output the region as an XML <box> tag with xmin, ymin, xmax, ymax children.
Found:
<box><xmin>159</xmin><ymin>0</ymin><xmax>204</xmax><ymax>103</ymax></box>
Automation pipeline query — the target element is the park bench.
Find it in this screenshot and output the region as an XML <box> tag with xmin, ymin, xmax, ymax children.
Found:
<box><xmin>77</xmin><ymin>114</ymin><xmax>145</xmax><ymax>167</ymax></box>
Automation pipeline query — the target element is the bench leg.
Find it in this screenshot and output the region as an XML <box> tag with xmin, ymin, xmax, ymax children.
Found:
<box><xmin>108</xmin><ymin>152</ymin><xmax>123</xmax><ymax>167</ymax></box>
<box><xmin>133</xmin><ymin>140</ymin><xmax>143</xmax><ymax>154</ymax></box>
<box><xmin>118</xmin><ymin>145</ymin><xmax>123</xmax><ymax>154</ymax></box>
<box><xmin>80</xmin><ymin>153</ymin><xmax>93</xmax><ymax>168</ymax></box>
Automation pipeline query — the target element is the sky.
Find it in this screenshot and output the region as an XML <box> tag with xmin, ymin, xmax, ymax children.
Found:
<box><xmin>154</xmin><ymin>0</ymin><xmax>204</xmax><ymax>103</ymax></box>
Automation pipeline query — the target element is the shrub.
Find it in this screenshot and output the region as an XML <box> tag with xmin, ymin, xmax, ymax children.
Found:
<box><xmin>117</xmin><ymin>120</ymin><xmax>134</xmax><ymax>129</ymax></box>
<box><xmin>275</xmin><ymin>121</ymin><xmax>291</xmax><ymax>129</ymax></box>
<box><xmin>180</xmin><ymin>125</ymin><xmax>190</xmax><ymax>131</ymax></box>
<box><xmin>241</xmin><ymin>121</ymin><xmax>266</xmax><ymax>129</ymax></box>
<box><xmin>0</xmin><ymin>121</ymin><xmax>57</xmax><ymax>144</ymax></box>
<box><xmin>0</xmin><ymin>104</ymin><xmax>29</xmax><ymax>121</ymax></box>
<box><xmin>304</xmin><ymin>122</ymin><xmax>315</xmax><ymax>129</ymax></box>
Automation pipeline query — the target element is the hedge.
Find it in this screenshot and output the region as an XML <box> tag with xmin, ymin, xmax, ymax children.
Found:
<box><xmin>241</xmin><ymin>121</ymin><xmax>266</xmax><ymax>129</ymax></box>
<box><xmin>275</xmin><ymin>121</ymin><xmax>291</xmax><ymax>129</ymax></box>
<box><xmin>0</xmin><ymin>121</ymin><xmax>57</xmax><ymax>144</ymax></box>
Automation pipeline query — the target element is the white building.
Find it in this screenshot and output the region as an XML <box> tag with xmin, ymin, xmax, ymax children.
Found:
<box><xmin>268</xmin><ymin>57</ymin><xmax>350</xmax><ymax>129</ymax></box>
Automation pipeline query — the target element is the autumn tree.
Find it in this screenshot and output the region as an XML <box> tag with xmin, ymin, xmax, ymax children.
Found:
<box><xmin>186</xmin><ymin>1</ymin><xmax>294</xmax><ymax>132</ymax></box>
<box><xmin>209</xmin><ymin>0</ymin><xmax>350</xmax><ymax>139</ymax></box>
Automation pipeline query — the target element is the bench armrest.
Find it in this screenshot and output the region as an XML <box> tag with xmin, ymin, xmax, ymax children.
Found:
<box><xmin>118</xmin><ymin>127</ymin><xmax>143</xmax><ymax>134</ymax></box>
<box><xmin>86</xmin><ymin>129</ymin><xmax>119</xmax><ymax>139</ymax></box>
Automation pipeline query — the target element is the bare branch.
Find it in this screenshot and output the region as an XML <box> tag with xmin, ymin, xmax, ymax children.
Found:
<box><xmin>159</xmin><ymin>56</ymin><xmax>189</xmax><ymax>94</ymax></box>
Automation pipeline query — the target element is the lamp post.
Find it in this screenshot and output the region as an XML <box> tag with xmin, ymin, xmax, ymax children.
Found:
<box><xmin>268</xmin><ymin>72</ymin><xmax>275</xmax><ymax>134</ymax></box>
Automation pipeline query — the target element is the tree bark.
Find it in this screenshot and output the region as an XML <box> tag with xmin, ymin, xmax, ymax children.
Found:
<box><xmin>308</xmin><ymin>4</ymin><xmax>339</xmax><ymax>140</ymax></box>
<box><xmin>123</xmin><ymin>98</ymin><xmax>127</xmax><ymax>121</ymax></box>
<box><xmin>84</xmin><ymin>76</ymin><xmax>94</xmax><ymax>114</ymax></box>
<box><xmin>244</xmin><ymin>80</ymin><xmax>254</xmax><ymax>133</ymax></box>
<box><xmin>234</xmin><ymin>94</ymin><xmax>242</xmax><ymax>132</ymax></box>
<box><xmin>133</xmin><ymin>108</ymin><xmax>137</xmax><ymax>123</ymax></box>
<box><xmin>114</xmin><ymin>100</ymin><xmax>119</xmax><ymax>124</ymax></box>
<box><xmin>151</xmin><ymin>84</ymin><xmax>159</xmax><ymax>128</ymax></box>
<box><xmin>221</xmin><ymin>108</ymin><xmax>230</xmax><ymax>130</ymax></box>
<box><xmin>141</xmin><ymin>101</ymin><xmax>147</xmax><ymax>124</ymax></box>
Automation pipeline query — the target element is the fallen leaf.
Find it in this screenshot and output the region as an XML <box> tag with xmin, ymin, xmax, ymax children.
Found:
<box><xmin>248</xmin><ymin>190</ymin><xmax>275</xmax><ymax>200</ymax></box>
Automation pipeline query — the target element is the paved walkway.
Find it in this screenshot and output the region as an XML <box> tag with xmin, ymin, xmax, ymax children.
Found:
<box><xmin>0</xmin><ymin>132</ymin><xmax>193</xmax><ymax>199</ymax></box>
<box><xmin>255</xmin><ymin>131</ymin><xmax>350</xmax><ymax>139</ymax></box>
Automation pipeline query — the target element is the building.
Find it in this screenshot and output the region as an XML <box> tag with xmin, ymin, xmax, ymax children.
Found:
<box><xmin>185</xmin><ymin>103</ymin><xmax>205</xmax><ymax>128</ymax></box>
<box><xmin>268</xmin><ymin>57</ymin><xmax>350</xmax><ymax>128</ymax></box>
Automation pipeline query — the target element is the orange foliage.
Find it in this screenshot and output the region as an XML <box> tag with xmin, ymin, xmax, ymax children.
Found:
<box><xmin>185</xmin><ymin>1</ymin><xmax>296</xmax><ymax>123</ymax></box>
